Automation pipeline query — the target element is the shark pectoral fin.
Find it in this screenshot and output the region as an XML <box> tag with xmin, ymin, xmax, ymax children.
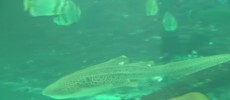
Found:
<box><xmin>104</xmin><ymin>55</ymin><xmax>129</xmax><ymax>66</ymax></box>
<box><xmin>128</xmin><ymin>61</ymin><xmax>155</xmax><ymax>67</ymax></box>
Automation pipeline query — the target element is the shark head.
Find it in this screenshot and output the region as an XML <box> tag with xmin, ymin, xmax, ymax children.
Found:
<box><xmin>42</xmin><ymin>70</ymin><xmax>115</xmax><ymax>99</ymax></box>
<box><xmin>42</xmin><ymin>77</ymin><xmax>84</xmax><ymax>99</ymax></box>
<box><xmin>42</xmin><ymin>56</ymin><xmax>130</xmax><ymax>99</ymax></box>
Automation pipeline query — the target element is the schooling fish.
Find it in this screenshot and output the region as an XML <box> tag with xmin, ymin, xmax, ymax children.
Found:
<box><xmin>42</xmin><ymin>54</ymin><xmax>230</xmax><ymax>99</ymax></box>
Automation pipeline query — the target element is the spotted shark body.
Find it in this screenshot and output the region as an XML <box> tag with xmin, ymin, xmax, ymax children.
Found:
<box><xmin>42</xmin><ymin>54</ymin><xmax>230</xmax><ymax>99</ymax></box>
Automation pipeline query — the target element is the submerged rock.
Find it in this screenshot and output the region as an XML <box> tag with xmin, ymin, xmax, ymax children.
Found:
<box><xmin>168</xmin><ymin>92</ymin><xmax>209</xmax><ymax>100</ymax></box>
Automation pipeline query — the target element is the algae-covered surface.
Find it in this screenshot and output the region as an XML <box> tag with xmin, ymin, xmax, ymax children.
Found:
<box><xmin>1</xmin><ymin>0</ymin><xmax>230</xmax><ymax>100</ymax></box>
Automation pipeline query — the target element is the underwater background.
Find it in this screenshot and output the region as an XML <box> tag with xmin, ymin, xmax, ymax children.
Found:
<box><xmin>1</xmin><ymin>0</ymin><xmax>230</xmax><ymax>100</ymax></box>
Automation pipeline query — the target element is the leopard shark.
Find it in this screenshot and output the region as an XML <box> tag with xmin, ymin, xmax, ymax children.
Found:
<box><xmin>42</xmin><ymin>54</ymin><xmax>230</xmax><ymax>99</ymax></box>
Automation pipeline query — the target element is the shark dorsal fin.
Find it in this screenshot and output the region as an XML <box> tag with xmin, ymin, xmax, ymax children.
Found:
<box><xmin>127</xmin><ymin>61</ymin><xmax>155</xmax><ymax>67</ymax></box>
<box><xmin>90</xmin><ymin>55</ymin><xmax>129</xmax><ymax>69</ymax></box>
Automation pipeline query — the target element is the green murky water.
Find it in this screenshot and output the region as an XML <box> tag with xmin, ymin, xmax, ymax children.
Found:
<box><xmin>0</xmin><ymin>0</ymin><xmax>230</xmax><ymax>100</ymax></box>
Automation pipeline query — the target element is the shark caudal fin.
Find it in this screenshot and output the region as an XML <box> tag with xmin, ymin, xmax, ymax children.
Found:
<box><xmin>156</xmin><ymin>54</ymin><xmax>230</xmax><ymax>79</ymax></box>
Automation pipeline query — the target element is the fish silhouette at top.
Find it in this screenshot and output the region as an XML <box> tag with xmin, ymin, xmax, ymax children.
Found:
<box><xmin>42</xmin><ymin>54</ymin><xmax>230</xmax><ymax>100</ymax></box>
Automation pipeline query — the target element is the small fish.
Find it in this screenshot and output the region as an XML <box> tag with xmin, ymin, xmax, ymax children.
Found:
<box><xmin>24</xmin><ymin>0</ymin><xmax>65</xmax><ymax>16</ymax></box>
<box><xmin>23</xmin><ymin>0</ymin><xmax>80</xmax><ymax>26</ymax></box>
<box><xmin>162</xmin><ymin>12</ymin><xmax>178</xmax><ymax>31</ymax></box>
<box><xmin>146</xmin><ymin>0</ymin><xmax>159</xmax><ymax>16</ymax></box>
<box><xmin>53</xmin><ymin>0</ymin><xmax>81</xmax><ymax>26</ymax></box>
<box><xmin>42</xmin><ymin>54</ymin><xmax>230</xmax><ymax>99</ymax></box>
